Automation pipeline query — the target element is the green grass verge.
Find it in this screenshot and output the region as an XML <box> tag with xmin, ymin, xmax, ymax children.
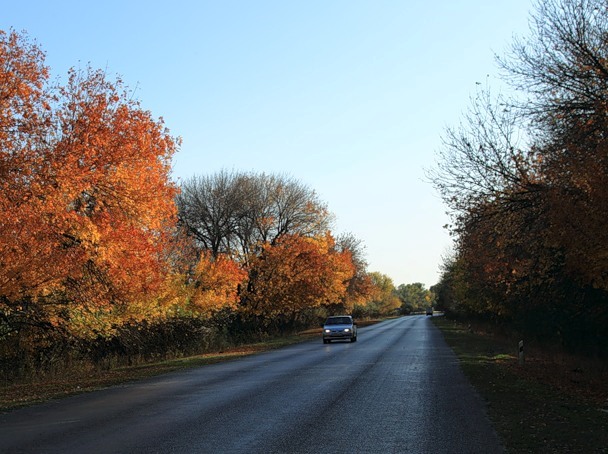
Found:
<box><xmin>432</xmin><ymin>316</ymin><xmax>608</xmax><ymax>454</ymax></box>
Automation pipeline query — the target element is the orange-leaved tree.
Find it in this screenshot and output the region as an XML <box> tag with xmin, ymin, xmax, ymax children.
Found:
<box><xmin>186</xmin><ymin>252</ymin><xmax>247</xmax><ymax>315</ymax></box>
<box><xmin>240</xmin><ymin>233</ymin><xmax>355</xmax><ymax>319</ymax></box>
<box><xmin>0</xmin><ymin>31</ymin><xmax>63</xmax><ymax>313</ymax></box>
<box><xmin>0</xmin><ymin>30</ymin><xmax>179</xmax><ymax>339</ymax></box>
<box><xmin>50</xmin><ymin>67</ymin><xmax>179</xmax><ymax>331</ymax></box>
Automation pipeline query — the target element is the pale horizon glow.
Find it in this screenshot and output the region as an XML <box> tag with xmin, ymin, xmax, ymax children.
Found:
<box><xmin>3</xmin><ymin>1</ymin><xmax>534</xmax><ymax>287</ymax></box>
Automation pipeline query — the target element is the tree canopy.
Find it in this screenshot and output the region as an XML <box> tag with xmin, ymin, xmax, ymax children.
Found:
<box><xmin>431</xmin><ymin>0</ymin><xmax>608</xmax><ymax>355</ymax></box>
<box><xmin>0</xmin><ymin>30</ymin><xmax>179</xmax><ymax>339</ymax></box>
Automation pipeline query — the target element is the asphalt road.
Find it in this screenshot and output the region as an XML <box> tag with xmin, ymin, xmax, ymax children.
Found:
<box><xmin>0</xmin><ymin>316</ymin><xmax>505</xmax><ymax>453</ymax></box>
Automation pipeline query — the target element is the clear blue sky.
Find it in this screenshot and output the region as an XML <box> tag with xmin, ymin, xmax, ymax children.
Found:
<box><xmin>3</xmin><ymin>1</ymin><xmax>534</xmax><ymax>287</ymax></box>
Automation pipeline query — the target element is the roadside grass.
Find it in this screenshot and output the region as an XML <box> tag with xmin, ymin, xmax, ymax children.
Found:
<box><xmin>432</xmin><ymin>316</ymin><xmax>608</xmax><ymax>454</ymax></box>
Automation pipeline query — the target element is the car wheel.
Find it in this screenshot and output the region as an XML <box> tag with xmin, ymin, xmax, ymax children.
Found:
<box><xmin>323</xmin><ymin>339</ymin><xmax>329</xmax><ymax>344</ymax></box>
<box><xmin>351</xmin><ymin>336</ymin><xmax>357</xmax><ymax>342</ymax></box>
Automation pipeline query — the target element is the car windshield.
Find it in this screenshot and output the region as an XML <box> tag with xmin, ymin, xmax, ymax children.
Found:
<box><xmin>325</xmin><ymin>317</ymin><xmax>351</xmax><ymax>325</ymax></box>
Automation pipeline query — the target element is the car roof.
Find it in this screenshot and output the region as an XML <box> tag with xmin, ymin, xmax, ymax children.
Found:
<box><xmin>325</xmin><ymin>316</ymin><xmax>352</xmax><ymax>324</ymax></box>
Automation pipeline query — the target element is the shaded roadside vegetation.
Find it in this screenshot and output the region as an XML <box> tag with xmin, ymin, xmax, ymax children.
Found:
<box><xmin>433</xmin><ymin>316</ymin><xmax>608</xmax><ymax>453</ymax></box>
<box><xmin>0</xmin><ymin>332</ymin><xmax>317</xmax><ymax>413</ymax></box>
<box><xmin>430</xmin><ymin>0</ymin><xmax>608</xmax><ymax>358</ymax></box>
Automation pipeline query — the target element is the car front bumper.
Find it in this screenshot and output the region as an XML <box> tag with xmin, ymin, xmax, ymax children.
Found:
<box><xmin>323</xmin><ymin>330</ymin><xmax>354</xmax><ymax>340</ymax></box>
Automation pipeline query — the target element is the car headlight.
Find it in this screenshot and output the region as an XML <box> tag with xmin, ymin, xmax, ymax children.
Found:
<box><xmin>344</xmin><ymin>328</ymin><xmax>350</xmax><ymax>332</ymax></box>
<box><xmin>324</xmin><ymin>329</ymin><xmax>331</xmax><ymax>333</ymax></box>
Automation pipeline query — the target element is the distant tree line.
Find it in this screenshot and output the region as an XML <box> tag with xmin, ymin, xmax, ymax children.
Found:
<box><xmin>430</xmin><ymin>0</ymin><xmax>608</xmax><ymax>356</ymax></box>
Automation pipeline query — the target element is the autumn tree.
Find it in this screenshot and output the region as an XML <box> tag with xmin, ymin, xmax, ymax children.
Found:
<box><xmin>354</xmin><ymin>272</ymin><xmax>400</xmax><ymax>318</ymax></box>
<box><xmin>54</xmin><ymin>68</ymin><xmax>179</xmax><ymax>325</ymax></box>
<box><xmin>334</xmin><ymin>232</ymin><xmax>375</xmax><ymax>312</ymax></box>
<box><xmin>500</xmin><ymin>0</ymin><xmax>608</xmax><ymax>349</ymax></box>
<box><xmin>0</xmin><ymin>30</ymin><xmax>180</xmax><ymax>340</ymax></box>
<box><xmin>429</xmin><ymin>84</ymin><xmax>547</xmax><ymax>322</ymax></box>
<box><xmin>0</xmin><ymin>31</ymin><xmax>60</xmax><ymax>310</ymax></box>
<box><xmin>185</xmin><ymin>252</ymin><xmax>247</xmax><ymax>315</ymax></box>
<box><xmin>240</xmin><ymin>233</ymin><xmax>354</xmax><ymax>323</ymax></box>
<box><xmin>499</xmin><ymin>0</ymin><xmax>608</xmax><ymax>292</ymax></box>
<box><xmin>432</xmin><ymin>0</ymin><xmax>608</xmax><ymax>353</ymax></box>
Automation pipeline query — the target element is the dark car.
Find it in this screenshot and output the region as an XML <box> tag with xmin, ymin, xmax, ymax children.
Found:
<box><xmin>322</xmin><ymin>315</ymin><xmax>357</xmax><ymax>343</ymax></box>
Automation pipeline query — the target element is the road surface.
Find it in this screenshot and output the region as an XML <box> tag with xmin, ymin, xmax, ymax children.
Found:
<box><xmin>0</xmin><ymin>316</ymin><xmax>504</xmax><ymax>453</ymax></box>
